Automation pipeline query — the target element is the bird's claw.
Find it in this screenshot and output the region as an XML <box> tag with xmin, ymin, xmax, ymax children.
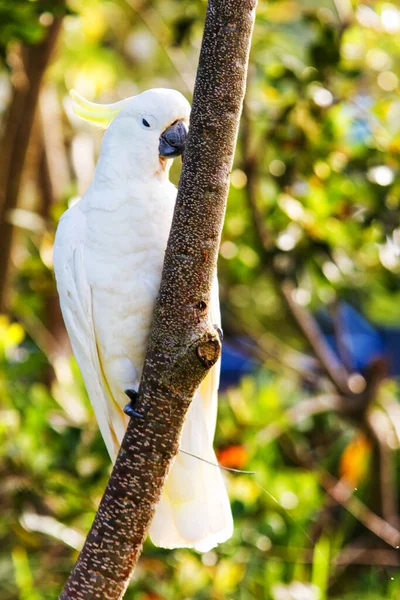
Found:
<box><xmin>214</xmin><ymin>325</ymin><xmax>223</xmax><ymax>343</ymax></box>
<box><xmin>123</xmin><ymin>389</ymin><xmax>143</xmax><ymax>418</ymax></box>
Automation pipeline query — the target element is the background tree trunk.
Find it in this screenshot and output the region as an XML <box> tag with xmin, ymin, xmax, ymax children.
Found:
<box><xmin>59</xmin><ymin>0</ymin><xmax>256</xmax><ymax>598</ymax></box>
<box><xmin>0</xmin><ymin>18</ymin><xmax>63</xmax><ymax>311</ymax></box>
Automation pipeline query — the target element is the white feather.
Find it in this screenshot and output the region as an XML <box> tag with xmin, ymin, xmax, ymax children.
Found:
<box><xmin>53</xmin><ymin>88</ymin><xmax>232</xmax><ymax>551</ymax></box>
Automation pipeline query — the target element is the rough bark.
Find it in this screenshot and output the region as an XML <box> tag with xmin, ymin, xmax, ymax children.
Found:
<box><xmin>59</xmin><ymin>1</ymin><xmax>256</xmax><ymax>599</ymax></box>
<box><xmin>0</xmin><ymin>18</ymin><xmax>62</xmax><ymax>310</ymax></box>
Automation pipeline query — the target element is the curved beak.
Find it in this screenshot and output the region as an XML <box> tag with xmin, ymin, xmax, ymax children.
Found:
<box><xmin>159</xmin><ymin>120</ymin><xmax>187</xmax><ymax>158</ymax></box>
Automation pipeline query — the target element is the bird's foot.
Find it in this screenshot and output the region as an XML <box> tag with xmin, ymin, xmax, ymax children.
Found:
<box><xmin>214</xmin><ymin>325</ymin><xmax>223</xmax><ymax>343</ymax></box>
<box><xmin>123</xmin><ymin>389</ymin><xmax>143</xmax><ymax>418</ymax></box>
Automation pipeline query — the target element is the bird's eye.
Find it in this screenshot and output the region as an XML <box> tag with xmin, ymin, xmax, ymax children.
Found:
<box><xmin>140</xmin><ymin>115</ymin><xmax>156</xmax><ymax>130</ymax></box>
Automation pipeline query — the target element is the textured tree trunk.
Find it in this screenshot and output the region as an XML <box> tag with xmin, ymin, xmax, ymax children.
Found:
<box><xmin>59</xmin><ymin>1</ymin><xmax>256</xmax><ymax>598</ymax></box>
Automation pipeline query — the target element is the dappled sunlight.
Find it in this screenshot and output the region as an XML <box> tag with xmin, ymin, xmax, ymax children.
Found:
<box><xmin>1</xmin><ymin>0</ymin><xmax>400</xmax><ymax>598</ymax></box>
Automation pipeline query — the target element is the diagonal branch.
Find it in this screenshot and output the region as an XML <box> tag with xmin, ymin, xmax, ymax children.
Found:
<box><xmin>59</xmin><ymin>2</ymin><xmax>256</xmax><ymax>599</ymax></box>
<box><xmin>320</xmin><ymin>471</ymin><xmax>400</xmax><ymax>548</ymax></box>
<box><xmin>282</xmin><ymin>435</ymin><xmax>400</xmax><ymax>549</ymax></box>
<box><xmin>280</xmin><ymin>280</ymin><xmax>351</xmax><ymax>395</ymax></box>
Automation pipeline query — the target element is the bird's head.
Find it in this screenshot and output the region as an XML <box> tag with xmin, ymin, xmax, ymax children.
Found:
<box><xmin>70</xmin><ymin>88</ymin><xmax>190</xmax><ymax>182</ymax></box>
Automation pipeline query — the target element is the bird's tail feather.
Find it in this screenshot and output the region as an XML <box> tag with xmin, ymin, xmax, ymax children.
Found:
<box><xmin>149</xmin><ymin>384</ymin><xmax>233</xmax><ymax>552</ymax></box>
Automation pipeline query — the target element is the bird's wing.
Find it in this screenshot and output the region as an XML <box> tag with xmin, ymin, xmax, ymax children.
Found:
<box><xmin>53</xmin><ymin>204</ymin><xmax>123</xmax><ymax>458</ymax></box>
<box><xmin>198</xmin><ymin>273</ymin><xmax>221</xmax><ymax>438</ymax></box>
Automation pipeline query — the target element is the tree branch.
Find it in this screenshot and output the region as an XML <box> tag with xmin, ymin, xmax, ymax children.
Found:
<box><xmin>321</xmin><ymin>471</ymin><xmax>400</xmax><ymax>548</ymax></box>
<box><xmin>281</xmin><ymin>435</ymin><xmax>400</xmax><ymax>549</ymax></box>
<box><xmin>280</xmin><ymin>280</ymin><xmax>352</xmax><ymax>395</ymax></box>
<box><xmin>59</xmin><ymin>1</ymin><xmax>256</xmax><ymax>598</ymax></box>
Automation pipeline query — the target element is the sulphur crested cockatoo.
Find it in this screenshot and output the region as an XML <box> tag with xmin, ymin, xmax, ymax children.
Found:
<box><xmin>53</xmin><ymin>88</ymin><xmax>233</xmax><ymax>552</ymax></box>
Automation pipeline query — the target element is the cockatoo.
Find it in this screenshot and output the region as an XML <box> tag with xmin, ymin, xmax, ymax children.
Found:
<box><xmin>53</xmin><ymin>88</ymin><xmax>233</xmax><ymax>552</ymax></box>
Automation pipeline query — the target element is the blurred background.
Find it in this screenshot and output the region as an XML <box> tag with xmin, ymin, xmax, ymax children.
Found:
<box><xmin>1</xmin><ymin>0</ymin><xmax>400</xmax><ymax>598</ymax></box>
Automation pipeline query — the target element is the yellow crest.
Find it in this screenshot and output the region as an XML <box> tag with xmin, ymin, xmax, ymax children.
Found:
<box><xmin>70</xmin><ymin>90</ymin><xmax>131</xmax><ymax>129</ymax></box>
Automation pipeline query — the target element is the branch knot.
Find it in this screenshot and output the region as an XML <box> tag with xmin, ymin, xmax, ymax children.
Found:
<box><xmin>196</xmin><ymin>337</ymin><xmax>220</xmax><ymax>368</ymax></box>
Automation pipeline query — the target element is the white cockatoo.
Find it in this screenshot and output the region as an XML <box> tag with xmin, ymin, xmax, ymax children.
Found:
<box><xmin>53</xmin><ymin>88</ymin><xmax>233</xmax><ymax>552</ymax></box>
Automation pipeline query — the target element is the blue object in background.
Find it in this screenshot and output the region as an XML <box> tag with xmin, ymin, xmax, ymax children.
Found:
<box><xmin>318</xmin><ymin>302</ymin><xmax>400</xmax><ymax>377</ymax></box>
<box><xmin>321</xmin><ymin>303</ymin><xmax>386</xmax><ymax>373</ymax></box>
<box><xmin>379</xmin><ymin>327</ymin><xmax>400</xmax><ymax>377</ymax></box>
<box><xmin>219</xmin><ymin>302</ymin><xmax>400</xmax><ymax>390</ymax></box>
<box><xmin>220</xmin><ymin>338</ymin><xmax>256</xmax><ymax>390</ymax></box>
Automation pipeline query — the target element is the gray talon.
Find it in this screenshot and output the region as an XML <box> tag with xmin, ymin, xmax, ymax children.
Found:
<box><xmin>124</xmin><ymin>389</ymin><xmax>143</xmax><ymax>418</ymax></box>
<box><xmin>214</xmin><ymin>325</ymin><xmax>223</xmax><ymax>342</ymax></box>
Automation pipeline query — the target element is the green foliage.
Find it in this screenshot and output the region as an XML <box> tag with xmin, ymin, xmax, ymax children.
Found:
<box><xmin>1</xmin><ymin>0</ymin><xmax>400</xmax><ymax>598</ymax></box>
<box><xmin>0</xmin><ymin>0</ymin><xmax>71</xmax><ymax>60</ymax></box>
